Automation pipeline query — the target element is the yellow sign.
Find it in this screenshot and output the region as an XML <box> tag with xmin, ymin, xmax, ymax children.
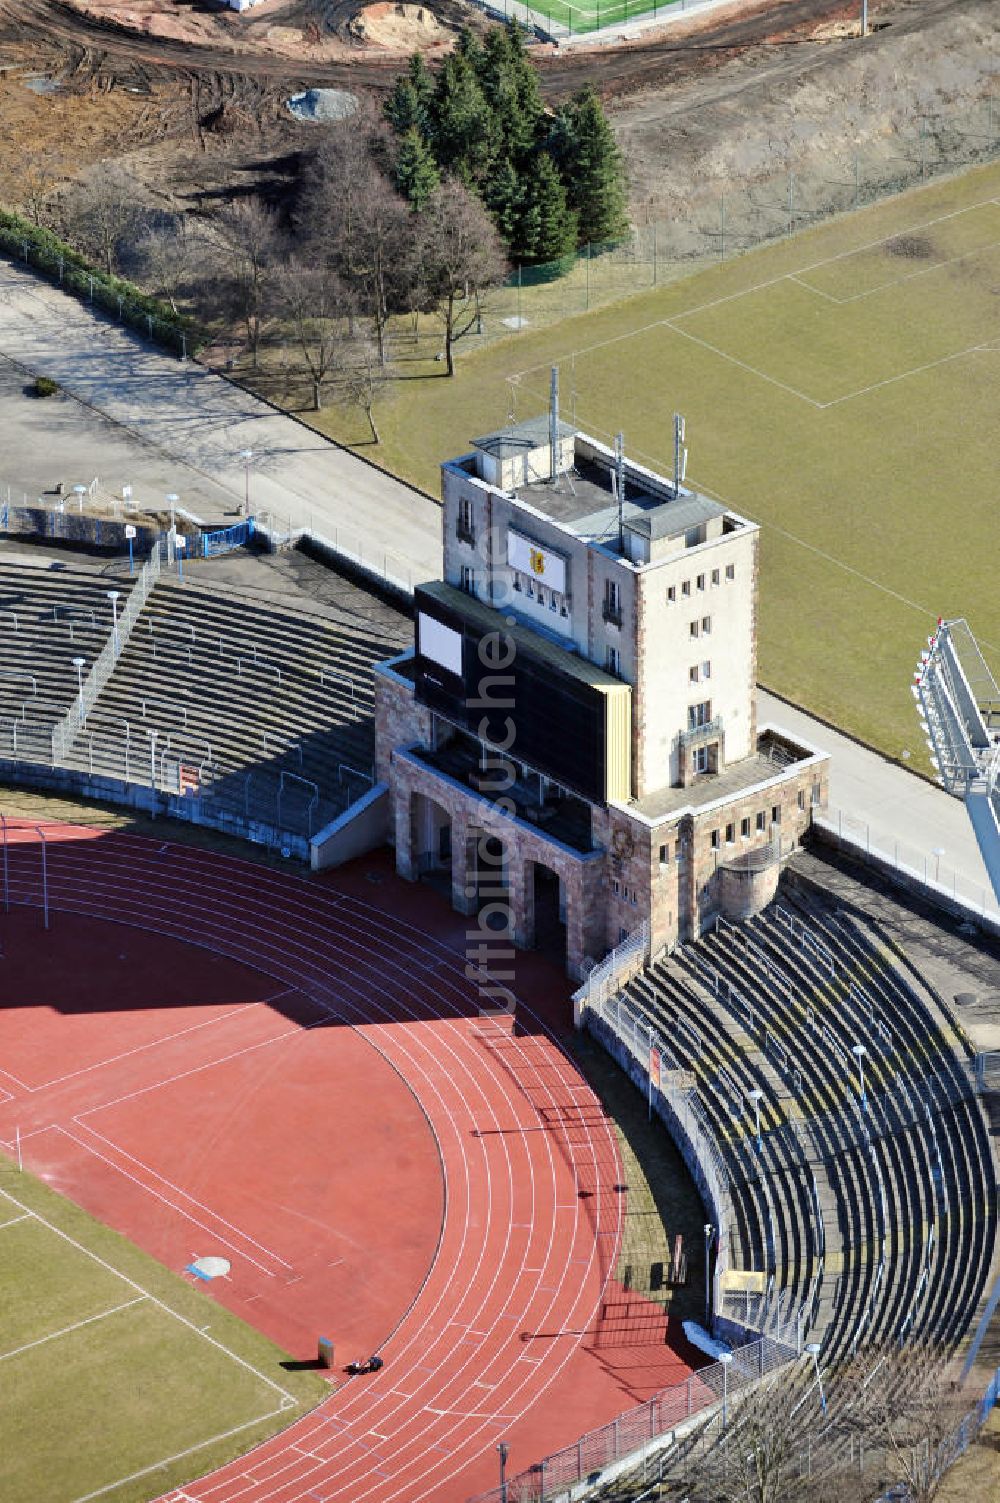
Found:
<box><xmin>529</xmin><ymin>548</ymin><xmax>546</xmax><ymax>576</ymax></box>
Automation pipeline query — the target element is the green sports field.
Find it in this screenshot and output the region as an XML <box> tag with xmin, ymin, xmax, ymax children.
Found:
<box><xmin>495</xmin><ymin>0</ymin><xmax>680</xmax><ymax>35</ymax></box>
<box><xmin>0</xmin><ymin>1158</ymin><xmax>327</xmax><ymax>1503</ymax></box>
<box><xmin>315</xmin><ymin>159</ymin><xmax>1000</xmax><ymax>774</ymax></box>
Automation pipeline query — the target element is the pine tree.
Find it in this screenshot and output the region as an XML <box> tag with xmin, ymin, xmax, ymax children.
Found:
<box><xmin>406</xmin><ymin>52</ymin><xmax>435</xmax><ymax>130</ymax></box>
<box><xmin>479</xmin><ymin>23</ymin><xmax>541</xmax><ymax>167</ymax></box>
<box><xmin>520</xmin><ymin>154</ymin><xmax>577</xmax><ymax>263</ymax></box>
<box><xmin>395</xmin><ymin>128</ymin><xmax>441</xmax><ymax>213</ymax></box>
<box><xmin>430</xmin><ymin>52</ymin><xmax>492</xmax><ymax>182</ymax></box>
<box><xmin>383</xmin><ymin>78</ymin><xmax>423</xmax><ymax>136</ymax></box>
<box><xmin>550</xmin><ymin>87</ymin><xmax>628</xmax><ymax>246</ymax></box>
<box><xmin>484</xmin><ymin>157</ymin><xmax>523</xmax><ymax>249</ymax></box>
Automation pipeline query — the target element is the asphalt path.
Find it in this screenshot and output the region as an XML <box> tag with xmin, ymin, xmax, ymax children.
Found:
<box><xmin>0</xmin><ymin>256</ymin><xmax>991</xmax><ymax>896</ymax></box>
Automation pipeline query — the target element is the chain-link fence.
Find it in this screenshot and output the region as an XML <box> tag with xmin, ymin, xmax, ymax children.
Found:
<box><xmin>0</xmin><ymin>212</ymin><xmax>193</xmax><ymax>358</ymax></box>
<box><xmin>459</xmin><ymin>93</ymin><xmax>1000</xmax><ymax>357</ymax></box>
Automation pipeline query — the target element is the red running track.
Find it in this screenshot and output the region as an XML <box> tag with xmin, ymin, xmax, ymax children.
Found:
<box><xmin>0</xmin><ymin>822</ymin><xmax>696</xmax><ymax>1503</ymax></box>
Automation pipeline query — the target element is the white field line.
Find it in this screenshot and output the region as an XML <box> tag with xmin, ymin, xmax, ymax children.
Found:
<box><xmin>56</xmin><ymin>1123</ymin><xmax>290</xmax><ymax>1279</ymax></box>
<box><xmin>21</xmin><ymin>996</ymin><xmax>294</xmax><ymax>1093</ymax></box>
<box><xmin>0</xmin><ymin>1210</ymin><xmax>31</xmax><ymax>1230</ymax></box>
<box><xmin>0</xmin><ymin>1295</ymin><xmax>147</xmax><ymax>1363</ymax></box>
<box><xmin>792</xmin><ymin>232</ymin><xmax>1000</xmax><ymax>306</ymax></box>
<box><xmin>821</xmin><ymin>341</ymin><xmax>993</xmax><ymax>409</ymax></box>
<box><xmin>0</xmin><ymin>1184</ymin><xmax>297</xmax><ymax>1404</ymax></box>
<box><xmin>661</xmin><ymin>319</ymin><xmax>824</xmax><ymax>407</ymax></box>
<box><xmin>71</xmin><ymin>1405</ymin><xmax>291</xmax><ymax>1503</ymax></box>
<box><xmin>509</xmin><ymin>190</ymin><xmax>1000</xmax><ymax>382</ymax></box>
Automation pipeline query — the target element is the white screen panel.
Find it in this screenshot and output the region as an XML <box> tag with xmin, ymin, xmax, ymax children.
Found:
<box><xmin>419</xmin><ymin>613</ymin><xmax>463</xmax><ymax>676</ymax></box>
<box><xmin>507</xmin><ymin>530</ymin><xmax>567</xmax><ymax>595</ymax></box>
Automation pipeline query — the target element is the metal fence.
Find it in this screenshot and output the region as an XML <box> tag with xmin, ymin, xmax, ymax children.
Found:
<box><xmin>466</xmin><ymin>1332</ymin><xmax>796</xmax><ymax>1503</ymax></box>
<box><xmin>816</xmin><ymin>804</ymin><xmax>1000</xmax><ymax>926</ymax></box>
<box><xmin>254</xmin><ymin>511</ymin><xmax>419</xmax><ymax>599</ymax></box>
<box><xmin>457</xmin><ymin>92</ymin><xmax>1000</xmax><ymax>360</ymax></box>
<box><xmin>201</xmin><ymin>520</ymin><xmax>254</xmax><ymax>558</ymax></box>
<box><xmin>0</xmin><ymin>216</ymin><xmax>191</xmax><ymax>358</ymax></box>
<box><xmin>575</xmin><ymin>920</ymin><xmax>650</xmax><ymax>1010</ymax></box>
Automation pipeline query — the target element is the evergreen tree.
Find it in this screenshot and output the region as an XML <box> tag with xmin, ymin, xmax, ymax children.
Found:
<box><xmin>549</xmin><ymin>87</ymin><xmax>628</xmax><ymax>245</ymax></box>
<box><xmin>483</xmin><ymin>157</ymin><xmax>523</xmax><ymax>248</ymax></box>
<box><xmin>519</xmin><ymin>154</ymin><xmax>577</xmax><ymax>263</ymax></box>
<box><xmin>383</xmin><ymin>78</ymin><xmax>423</xmax><ymax>136</ymax></box>
<box><xmin>406</xmin><ymin>52</ymin><xmax>435</xmax><ymax>129</ymax></box>
<box><xmin>430</xmin><ymin>52</ymin><xmax>492</xmax><ymax>182</ymax></box>
<box><xmin>479</xmin><ymin>24</ymin><xmax>541</xmax><ymax>166</ymax></box>
<box><xmin>395</xmin><ymin>128</ymin><xmax>441</xmax><ymax>213</ymax></box>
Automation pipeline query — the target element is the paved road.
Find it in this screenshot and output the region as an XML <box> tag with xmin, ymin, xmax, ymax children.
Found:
<box><xmin>0</xmin><ymin>259</ymin><xmax>443</xmax><ymax>590</ymax></box>
<box><xmin>0</xmin><ymin>256</ymin><xmax>991</xmax><ymax>897</ymax></box>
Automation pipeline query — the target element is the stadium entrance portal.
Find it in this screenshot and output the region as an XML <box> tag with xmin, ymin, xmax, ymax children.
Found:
<box><xmin>531</xmin><ymin>862</ymin><xmax>566</xmax><ymax>966</ymax></box>
<box><xmin>411</xmin><ymin>793</ymin><xmax>453</xmax><ymax>897</ymax></box>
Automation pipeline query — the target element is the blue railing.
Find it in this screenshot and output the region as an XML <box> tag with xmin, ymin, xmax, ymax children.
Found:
<box><xmin>202</xmin><ymin>520</ymin><xmax>254</xmax><ymax>558</ymax></box>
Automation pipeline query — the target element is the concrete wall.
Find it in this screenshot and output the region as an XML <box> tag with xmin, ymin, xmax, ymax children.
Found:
<box><xmin>374</xmin><ymin>656</ymin><xmax>431</xmax><ymax>786</ymax></box>
<box><xmin>311</xmin><ymin>784</ymin><xmax>389</xmax><ymax>871</ymax></box>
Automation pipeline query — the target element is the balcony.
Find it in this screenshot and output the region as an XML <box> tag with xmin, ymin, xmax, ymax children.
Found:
<box><xmin>679</xmin><ymin>715</ymin><xmax>723</xmax><ymax>749</ymax></box>
<box><xmin>602</xmin><ymin>600</ymin><xmax>623</xmax><ymax>628</ymax></box>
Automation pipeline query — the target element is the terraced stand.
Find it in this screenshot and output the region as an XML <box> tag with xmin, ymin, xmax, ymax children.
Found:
<box><xmin>579</xmin><ymin>878</ymin><xmax>998</xmax><ymax>1500</ymax></box>
<box><xmin>0</xmin><ymin>554</ymin><xmax>410</xmax><ymax>852</ymax></box>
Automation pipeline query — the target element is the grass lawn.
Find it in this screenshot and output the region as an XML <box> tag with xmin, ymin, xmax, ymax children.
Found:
<box><xmin>303</xmin><ymin>159</ymin><xmax>1000</xmax><ymax>774</ymax></box>
<box><xmin>490</xmin><ymin>0</ymin><xmax>683</xmax><ymax>34</ymax></box>
<box><xmin>0</xmin><ymin>1157</ymin><xmax>328</xmax><ymax>1503</ymax></box>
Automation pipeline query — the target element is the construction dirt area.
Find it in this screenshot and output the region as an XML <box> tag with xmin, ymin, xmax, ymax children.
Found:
<box><xmin>0</xmin><ymin>0</ymin><xmax>996</xmax><ymax>269</ymax></box>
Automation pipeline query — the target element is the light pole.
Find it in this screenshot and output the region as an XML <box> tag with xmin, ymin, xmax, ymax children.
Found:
<box><xmin>719</xmin><ymin>1351</ymin><xmax>733</xmax><ymax>1428</ymax></box>
<box><xmin>852</xmin><ymin>1042</ymin><xmax>868</xmax><ymax>1112</ymax></box>
<box><xmin>860</xmin><ymin>0</ymin><xmax>868</xmax><ymax>37</ymax></box>
<box><xmin>805</xmin><ymin>1342</ymin><xmax>827</xmax><ymax>1413</ymax></box>
<box><xmin>166</xmin><ymin>491</ymin><xmax>179</xmax><ymax>535</ymax></box>
<box><xmin>748</xmin><ymin>1087</ymin><xmax>763</xmax><ymax>1153</ymax></box>
<box><xmin>239</xmin><ymin>448</ymin><xmax>253</xmax><ymax>517</ymax></box>
<box><xmin>497</xmin><ymin>1441</ymin><xmax>509</xmax><ymax>1503</ymax></box>
<box><xmin>106</xmin><ymin>590</ymin><xmax>120</xmax><ymax>653</ymax></box>
<box><xmin>72</xmin><ymin>483</ymin><xmax>87</xmax><ymax>515</ymax></box>
<box><xmin>72</xmin><ymin>656</ymin><xmax>85</xmax><ymax>721</ymax></box>
<box><xmin>704</xmin><ymin>1223</ymin><xmax>714</xmax><ymax>1326</ymax></box>
<box><xmin>35</xmin><ymin>825</ymin><xmax>48</xmax><ymax>930</ymax></box>
<box><xmin>148</xmin><ymin>729</ymin><xmax>158</xmax><ymax>819</ymax></box>
<box><xmin>931</xmin><ymin>846</ymin><xmax>945</xmax><ymax>883</ymax></box>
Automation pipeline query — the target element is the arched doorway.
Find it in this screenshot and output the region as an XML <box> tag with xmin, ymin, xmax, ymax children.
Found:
<box><xmin>411</xmin><ymin>793</ymin><xmax>453</xmax><ymax>896</ymax></box>
<box><xmin>532</xmin><ymin>861</ymin><xmax>566</xmax><ymax>964</ymax></box>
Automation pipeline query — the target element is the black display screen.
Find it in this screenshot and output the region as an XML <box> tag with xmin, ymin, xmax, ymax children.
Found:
<box><xmin>414</xmin><ymin>587</ymin><xmax>609</xmax><ymax>804</ymax></box>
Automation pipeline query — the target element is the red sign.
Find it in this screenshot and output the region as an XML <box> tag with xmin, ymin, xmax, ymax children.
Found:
<box><xmin>178</xmin><ymin>764</ymin><xmax>200</xmax><ymax>795</ymax></box>
<box><xmin>649</xmin><ymin>1045</ymin><xmax>661</xmax><ymax>1092</ymax></box>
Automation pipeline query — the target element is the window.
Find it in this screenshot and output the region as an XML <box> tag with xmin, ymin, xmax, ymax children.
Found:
<box><xmin>697</xmin><ymin>573</ymin><xmax>706</xmax><ymax>591</ymax></box>
<box><xmin>756</xmin><ymin>811</ymin><xmax>766</xmax><ymax>833</ymax></box>
<box><xmin>536</xmin><ymin>586</ymin><xmax>546</xmax><ymax>608</ymax></box>
<box><xmin>797</xmin><ymin>789</ymin><xmax>806</xmax><ymax>811</ymax></box>
<box><xmin>666</xmin><ymin>585</ymin><xmax>676</xmax><ymax>603</ymax></box>
<box><xmin>612</xmin><ymin>878</ymin><xmax>620</xmax><ymax>896</ymax></box>
<box><xmin>702</xmin><ymin>616</ymin><xmax>712</xmax><ymax>634</ymax></box>
<box><xmin>681</xmin><ymin>580</ymin><xmax>691</xmax><ymax>597</ymax></box>
<box><xmin>710</xmin><ymin>829</ymin><xmax>721</xmax><ymax>850</ymax></box>
<box><xmin>689</xmin><ymin>665</ymin><xmax>700</xmax><ymax>685</ymax></box>
<box><xmin>606</xmin><ymin>646</ymin><xmax>621</xmax><ymax>676</ymax></box>
<box><xmin>741</xmin><ymin>816</ymin><xmax>751</xmax><ymax>839</ymax></box>
<box><xmin>457</xmin><ymin>496</ymin><xmax>474</xmax><ymax>543</ymax></box>
<box><xmin>689</xmin><ymin>700</ymin><xmax>712</xmax><ymax>729</ymax></box>
<box><xmin>526</xmin><ymin>579</ymin><xmax>534</xmax><ymax>599</ymax></box>
<box><xmin>725</xmin><ymin>823</ymin><xmax>735</xmax><ymax>844</ymax></box>
<box><xmin>689</xmin><ymin>620</ymin><xmax>699</xmax><ymax>639</ymax></box>
<box><xmin>702</xmin><ymin>661</ymin><xmax>712</xmax><ymax>680</ymax></box>
<box><xmin>726</xmin><ymin>564</ymin><xmax>735</xmax><ymax>581</ymax></box>
<box><xmin>513</xmin><ymin>574</ymin><xmax>522</xmax><ymax>592</ymax></box>
<box><xmin>711</xmin><ymin>569</ymin><xmax>720</xmax><ymax>586</ymax></box>
<box><xmin>811</xmin><ymin>782</ymin><xmax>822</xmax><ymax>806</ymax></box>
<box><xmin>460</xmin><ymin>565</ymin><xmax>475</xmax><ymax>594</ymax></box>
<box><xmin>659</xmin><ymin>843</ymin><xmax>670</xmax><ymax>865</ymax></box>
<box><xmin>771</xmin><ymin>804</ymin><xmax>782</xmax><ymax>825</ymax></box>
<box><xmin>604</xmin><ymin>579</ymin><xmax>623</xmax><ymax>627</ymax></box>
<box><xmin>549</xmin><ymin>592</ymin><xmax>558</xmax><ymax>612</ymax></box>
<box><xmin>693</xmin><ymin>746</ymin><xmax>710</xmax><ymax>774</ymax></box>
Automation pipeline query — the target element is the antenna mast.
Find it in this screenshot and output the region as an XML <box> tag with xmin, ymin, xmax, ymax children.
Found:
<box><xmin>673</xmin><ymin>412</ymin><xmax>687</xmax><ymax>497</ymax></box>
<box><xmin>549</xmin><ymin>366</ymin><xmax>559</xmax><ymax>483</ymax></box>
<box><xmin>615</xmin><ymin>432</ymin><xmax>625</xmax><ymax>550</ymax></box>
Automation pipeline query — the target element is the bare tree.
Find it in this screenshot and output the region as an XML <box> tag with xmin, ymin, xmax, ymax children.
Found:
<box><xmin>209</xmin><ymin>198</ymin><xmax>284</xmax><ymax>368</ymax></box>
<box><xmin>829</xmin><ymin>1344</ymin><xmax>967</xmax><ymax>1503</ymax></box>
<box><xmin>60</xmin><ymin>164</ymin><xmax>150</xmax><ymax>276</ymax></box>
<box><xmin>416</xmin><ymin>179</ymin><xmax>507</xmax><ymax>376</ymax></box>
<box><xmin>339</xmin><ymin>340</ymin><xmax>387</xmax><ymax>443</ymax></box>
<box><xmin>298</xmin><ymin>120</ymin><xmax>417</xmax><ymax>364</ymax></box>
<box><xmin>124</xmin><ymin>218</ymin><xmax>208</xmax><ymax>317</ymax></box>
<box><xmin>274</xmin><ymin>260</ymin><xmax>353</xmax><ymax>412</ymax></box>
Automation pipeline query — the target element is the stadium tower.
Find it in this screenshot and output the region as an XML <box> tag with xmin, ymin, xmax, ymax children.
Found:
<box><xmin>375</xmin><ymin>385</ymin><xmax>829</xmax><ymax>978</ymax></box>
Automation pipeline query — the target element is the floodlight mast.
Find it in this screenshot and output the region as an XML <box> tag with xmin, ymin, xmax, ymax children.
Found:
<box><xmin>615</xmin><ymin>432</ymin><xmax>625</xmax><ymax>551</ymax></box>
<box><xmin>673</xmin><ymin>412</ymin><xmax>687</xmax><ymax>497</ymax></box>
<box><xmin>549</xmin><ymin>366</ymin><xmax>559</xmax><ymax>485</ymax></box>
